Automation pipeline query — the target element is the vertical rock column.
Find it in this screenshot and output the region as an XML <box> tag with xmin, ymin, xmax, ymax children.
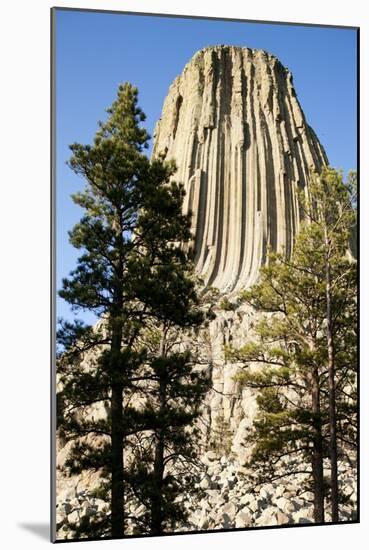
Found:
<box><xmin>153</xmin><ymin>45</ymin><xmax>328</xmax><ymax>292</ymax></box>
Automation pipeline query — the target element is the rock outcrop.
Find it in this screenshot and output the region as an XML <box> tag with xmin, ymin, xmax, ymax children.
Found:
<box><xmin>56</xmin><ymin>46</ymin><xmax>357</xmax><ymax>539</ymax></box>
<box><xmin>153</xmin><ymin>45</ymin><xmax>328</xmax><ymax>292</ymax></box>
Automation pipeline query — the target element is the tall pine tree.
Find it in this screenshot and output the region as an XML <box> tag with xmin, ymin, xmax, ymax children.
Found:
<box><xmin>57</xmin><ymin>83</ymin><xmax>206</xmax><ymax>539</ymax></box>
<box><xmin>227</xmin><ymin>167</ymin><xmax>357</xmax><ymax>523</ymax></box>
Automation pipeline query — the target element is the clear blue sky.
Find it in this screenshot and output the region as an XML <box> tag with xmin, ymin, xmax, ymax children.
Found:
<box><xmin>55</xmin><ymin>8</ymin><xmax>357</xmax><ymax>324</ymax></box>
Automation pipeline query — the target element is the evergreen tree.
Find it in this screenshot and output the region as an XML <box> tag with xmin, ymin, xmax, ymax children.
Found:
<box><xmin>227</xmin><ymin>167</ymin><xmax>357</xmax><ymax>523</ymax></box>
<box><xmin>125</xmin><ymin>323</ymin><xmax>209</xmax><ymax>535</ymax></box>
<box><xmin>301</xmin><ymin>167</ymin><xmax>357</xmax><ymax>521</ymax></box>
<box><xmin>57</xmin><ymin>83</ymin><xmax>205</xmax><ymax>539</ymax></box>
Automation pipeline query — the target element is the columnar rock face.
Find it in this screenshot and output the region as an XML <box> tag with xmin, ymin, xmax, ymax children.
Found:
<box><xmin>56</xmin><ymin>48</ymin><xmax>357</xmax><ymax>538</ymax></box>
<box><xmin>153</xmin><ymin>45</ymin><xmax>328</xmax><ymax>292</ymax></box>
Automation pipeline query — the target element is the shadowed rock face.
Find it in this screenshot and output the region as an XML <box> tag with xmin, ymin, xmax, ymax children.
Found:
<box><xmin>153</xmin><ymin>45</ymin><xmax>328</xmax><ymax>292</ymax></box>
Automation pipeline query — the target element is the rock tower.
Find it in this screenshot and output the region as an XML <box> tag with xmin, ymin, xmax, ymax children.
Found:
<box><xmin>153</xmin><ymin>45</ymin><xmax>328</xmax><ymax>292</ymax></box>
<box><xmin>57</xmin><ymin>47</ymin><xmax>358</xmax><ymax>538</ymax></box>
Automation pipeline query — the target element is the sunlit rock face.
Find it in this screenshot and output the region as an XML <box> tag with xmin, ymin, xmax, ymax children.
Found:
<box><xmin>56</xmin><ymin>48</ymin><xmax>358</xmax><ymax>539</ymax></box>
<box><xmin>153</xmin><ymin>45</ymin><xmax>328</xmax><ymax>292</ymax></box>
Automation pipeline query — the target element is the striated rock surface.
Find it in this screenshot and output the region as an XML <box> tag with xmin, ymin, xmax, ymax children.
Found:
<box><xmin>56</xmin><ymin>47</ymin><xmax>357</xmax><ymax>539</ymax></box>
<box><xmin>153</xmin><ymin>45</ymin><xmax>328</xmax><ymax>292</ymax></box>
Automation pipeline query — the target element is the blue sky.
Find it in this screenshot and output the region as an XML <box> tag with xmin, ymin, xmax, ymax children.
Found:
<box><xmin>55</xmin><ymin>9</ymin><xmax>357</xmax><ymax>324</ymax></box>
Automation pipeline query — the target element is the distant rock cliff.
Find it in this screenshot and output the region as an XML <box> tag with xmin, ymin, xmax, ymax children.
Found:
<box><xmin>153</xmin><ymin>45</ymin><xmax>328</xmax><ymax>292</ymax></box>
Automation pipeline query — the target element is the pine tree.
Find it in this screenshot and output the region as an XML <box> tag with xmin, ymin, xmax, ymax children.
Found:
<box><xmin>125</xmin><ymin>323</ymin><xmax>210</xmax><ymax>535</ymax></box>
<box><xmin>227</xmin><ymin>167</ymin><xmax>357</xmax><ymax>523</ymax></box>
<box><xmin>57</xmin><ymin>83</ymin><xmax>205</xmax><ymax>539</ymax></box>
<box><xmin>301</xmin><ymin>168</ymin><xmax>357</xmax><ymax>521</ymax></box>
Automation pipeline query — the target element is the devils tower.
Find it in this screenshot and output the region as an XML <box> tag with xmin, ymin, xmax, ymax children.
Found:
<box><xmin>55</xmin><ymin>45</ymin><xmax>356</xmax><ymax>538</ymax></box>
<box><xmin>153</xmin><ymin>45</ymin><xmax>328</xmax><ymax>291</ymax></box>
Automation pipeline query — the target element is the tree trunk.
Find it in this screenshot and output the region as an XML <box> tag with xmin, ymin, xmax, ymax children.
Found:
<box><xmin>311</xmin><ymin>367</ymin><xmax>325</xmax><ymax>523</ymax></box>
<box><xmin>111</xmin><ymin>379</ymin><xmax>124</xmax><ymax>537</ymax></box>
<box><xmin>150</xmin><ymin>331</ymin><xmax>167</xmax><ymax>535</ymax></box>
<box><xmin>110</xmin><ymin>225</ymin><xmax>125</xmax><ymax>538</ymax></box>
<box><xmin>110</xmin><ymin>306</ymin><xmax>124</xmax><ymax>537</ymax></box>
<box><xmin>325</xmin><ymin>247</ymin><xmax>339</xmax><ymax>522</ymax></box>
<box><xmin>151</xmin><ymin>430</ymin><xmax>165</xmax><ymax>535</ymax></box>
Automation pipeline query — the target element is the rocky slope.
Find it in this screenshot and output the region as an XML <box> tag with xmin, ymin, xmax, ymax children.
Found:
<box><xmin>56</xmin><ymin>303</ymin><xmax>357</xmax><ymax>538</ymax></box>
<box><xmin>56</xmin><ymin>46</ymin><xmax>356</xmax><ymax>538</ymax></box>
<box><xmin>56</xmin><ymin>451</ymin><xmax>357</xmax><ymax>536</ymax></box>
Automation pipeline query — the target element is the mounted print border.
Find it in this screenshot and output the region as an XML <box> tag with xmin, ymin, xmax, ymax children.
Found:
<box><xmin>51</xmin><ymin>6</ymin><xmax>359</xmax><ymax>543</ymax></box>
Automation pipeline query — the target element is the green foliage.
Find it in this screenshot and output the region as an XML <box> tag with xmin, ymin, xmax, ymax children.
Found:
<box><xmin>209</xmin><ymin>414</ymin><xmax>233</xmax><ymax>456</ymax></box>
<box><xmin>57</xmin><ymin>83</ymin><xmax>207</xmax><ymax>538</ymax></box>
<box><xmin>125</xmin><ymin>325</ymin><xmax>210</xmax><ymax>534</ymax></box>
<box><xmin>229</xmin><ymin>167</ymin><xmax>357</xmax><ymax>518</ymax></box>
<box><xmin>219</xmin><ymin>297</ymin><xmax>235</xmax><ymax>311</ymax></box>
